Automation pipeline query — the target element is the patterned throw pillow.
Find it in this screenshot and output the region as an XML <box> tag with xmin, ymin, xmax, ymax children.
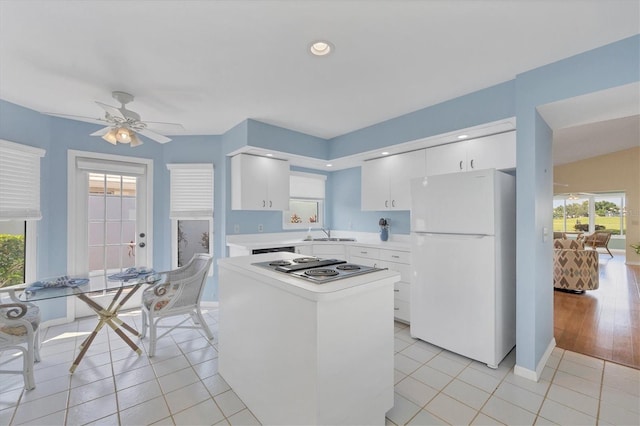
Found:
<box><xmin>553</xmin><ymin>239</ymin><xmax>584</xmax><ymax>250</ymax></box>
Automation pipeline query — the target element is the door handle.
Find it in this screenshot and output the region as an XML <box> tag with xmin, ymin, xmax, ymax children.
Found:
<box><xmin>459</xmin><ymin>160</ymin><xmax>463</xmax><ymax>170</ymax></box>
<box><xmin>385</xmin><ymin>200</ymin><xmax>388</xmax><ymax>208</ymax></box>
<box><xmin>470</xmin><ymin>159</ymin><xmax>474</xmax><ymax>169</ymax></box>
<box><xmin>392</xmin><ymin>200</ymin><xmax>395</xmax><ymax>207</ymax></box>
<box><xmin>269</xmin><ymin>200</ymin><xmax>272</xmax><ymax>208</ymax></box>
<box><xmin>263</xmin><ymin>200</ymin><xmax>266</xmax><ymax>207</ymax></box>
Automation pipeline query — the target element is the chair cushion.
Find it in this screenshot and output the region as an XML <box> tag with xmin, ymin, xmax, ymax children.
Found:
<box><xmin>554</xmin><ymin>239</ymin><xmax>584</xmax><ymax>250</ymax></box>
<box><xmin>142</xmin><ymin>285</ymin><xmax>173</xmax><ymax>311</ymax></box>
<box><xmin>0</xmin><ymin>304</ymin><xmax>40</xmax><ymax>336</ymax></box>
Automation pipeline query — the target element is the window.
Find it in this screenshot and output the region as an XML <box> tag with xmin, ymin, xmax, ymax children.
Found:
<box><xmin>0</xmin><ymin>139</ymin><xmax>45</xmax><ymax>287</ymax></box>
<box><xmin>167</xmin><ymin>164</ymin><xmax>213</xmax><ymax>268</ymax></box>
<box><xmin>553</xmin><ymin>192</ymin><xmax>626</xmax><ymax>236</ymax></box>
<box><xmin>283</xmin><ymin>172</ymin><xmax>326</xmax><ymax>230</ymax></box>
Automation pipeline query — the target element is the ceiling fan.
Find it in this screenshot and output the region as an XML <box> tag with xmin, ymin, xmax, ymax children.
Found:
<box><xmin>43</xmin><ymin>91</ymin><xmax>184</xmax><ymax>147</ymax></box>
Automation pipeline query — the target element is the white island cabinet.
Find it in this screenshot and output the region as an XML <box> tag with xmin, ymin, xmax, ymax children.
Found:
<box><xmin>218</xmin><ymin>253</ymin><xmax>400</xmax><ymax>426</ymax></box>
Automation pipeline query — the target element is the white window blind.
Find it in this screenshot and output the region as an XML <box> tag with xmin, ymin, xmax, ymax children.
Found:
<box><xmin>290</xmin><ymin>172</ymin><xmax>326</xmax><ymax>199</ymax></box>
<box><xmin>167</xmin><ymin>163</ymin><xmax>213</xmax><ymax>218</ymax></box>
<box><xmin>0</xmin><ymin>139</ymin><xmax>46</xmax><ymax>220</ymax></box>
<box><xmin>76</xmin><ymin>157</ymin><xmax>146</xmax><ymax>175</ymax></box>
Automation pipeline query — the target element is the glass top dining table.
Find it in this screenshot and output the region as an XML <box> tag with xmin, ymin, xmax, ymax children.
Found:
<box><xmin>11</xmin><ymin>272</ymin><xmax>163</xmax><ymax>373</ymax></box>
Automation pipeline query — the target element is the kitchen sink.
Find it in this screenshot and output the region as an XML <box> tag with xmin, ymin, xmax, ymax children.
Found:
<box><xmin>311</xmin><ymin>238</ymin><xmax>356</xmax><ymax>242</ymax></box>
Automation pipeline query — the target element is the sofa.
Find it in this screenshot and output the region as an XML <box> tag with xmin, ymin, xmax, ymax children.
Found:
<box><xmin>553</xmin><ymin>239</ymin><xmax>599</xmax><ymax>292</ymax></box>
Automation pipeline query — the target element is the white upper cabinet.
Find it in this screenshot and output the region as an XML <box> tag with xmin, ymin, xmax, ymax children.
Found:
<box><xmin>361</xmin><ymin>149</ymin><xmax>426</xmax><ymax>211</ymax></box>
<box><xmin>425</xmin><ymin>131</ymin><xmax>516</xmax><ymax>176</ymax></box>
<box><xmin>231</xmin><ymin>154</ymin><xmax>290</xmax><ymax>210</ymax></box>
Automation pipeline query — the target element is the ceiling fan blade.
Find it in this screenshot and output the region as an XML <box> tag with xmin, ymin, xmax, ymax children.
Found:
<box><xmin>137</xmin><ymin>128</ymin><xmax>171</xmax><ymax>144</ymax></box>
<box><xmin>95</xmin><ymin>101</ymin><xmax>125</xmax><ymax>120</ymax></box>
<box><xmin>42</xmin><ymin>112</ymin><xmax>108</xmax><ymax>126</ymax></box>
<box><xmin>143</xmin><ymin>121</ymin><xmax>185</xmax><ymax>131</ymax></box>
<box><xmin>90</xmin><ymin>126</ymin><xmax>113</xmax><ymax>136</ymax></box>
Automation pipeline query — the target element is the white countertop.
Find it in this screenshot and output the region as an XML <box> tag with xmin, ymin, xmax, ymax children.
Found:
<box><xmin>218</xmin><ymin>252</ymin><xmax>401</xmax><ymax>301</ymax></box>
<box><xmin>226</xmin><ymin>231</ymin><xmax>410</xmax><ymax>251</ymax></box>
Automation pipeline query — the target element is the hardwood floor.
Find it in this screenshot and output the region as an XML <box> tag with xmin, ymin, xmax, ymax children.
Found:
<box><xmin>554</xmin><ymin>253</ymin><xmax>640</xmax><ymax>370</ymax></box>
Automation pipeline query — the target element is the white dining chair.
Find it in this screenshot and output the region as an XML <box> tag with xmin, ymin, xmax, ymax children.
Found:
<box><xmin>140</xmin><ymin>254</ymin><xmax>214</xmax><ymax>356</ymax></box>
<box><xmin>0</xmin><ymin>288</ymin><xmax>41</xmax><ymax>390</ymax></box>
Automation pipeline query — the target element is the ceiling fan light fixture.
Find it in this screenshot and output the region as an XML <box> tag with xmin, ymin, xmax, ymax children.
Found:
<box><xmin>102</xmin><ymin>128</ymin><xmax>118</xmax><ymax>145</ymax></box>
<box><xmin>115</xmin><ymin>127</ymin><xmax>132</xmax><ymax>143</ymax></box>
<box><xmin>129</xmin><ymin>133</ymin><xmax>143</xmax><ymax>147</ymax></box>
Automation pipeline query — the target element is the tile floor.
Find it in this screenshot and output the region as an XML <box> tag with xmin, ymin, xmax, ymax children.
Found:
<box><xmin>1</xmin><ymin>310</ymin><xmax>639</xmax><ymax>425</ymax></box>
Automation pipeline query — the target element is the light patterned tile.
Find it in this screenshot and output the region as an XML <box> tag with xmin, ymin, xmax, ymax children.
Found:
<box><xmin>157</xmin><ymin>367</ymin><xmax>200</xmax><ymax>394</ymax></box>
<box><xmin>503</xmin><ymin>371</ymin><xmax>551</xmax><ymax>396</ymax></box>
<box><xmin>165</xmin><ymin>381</ymin><xmax>211</xmax><ymax>414</ymax></box>
<box><xmin>202</xmin><ymin>373</ymin><xmax>231</xmax><ymax>396</ymax></box>
<box><xmin>411</xmin><ymin>365</ymin><xmax>454</xmax><ymax>391</ymax></box>
<box><xmin>214</xmin><ymin>389</ymin><xmax>246</xmax><ymax>417</ymax></box>
<box><xmin>400</xmin><ymin>344</ymin><xmax>439</xmax><ymax>364</ymax></box>
<box><xmin>457</xmin><ymin>366</ymin><xmax>501</xmax><ymax>393</ymax></box>
<box><xmin>115</xmin><ymin>378</ymin><xmax>163</xmax><ymax>411</ymax></box>
<box><xmin>425</xmin><ymin>393</ymin><xmax>477</xmax><ymax>425</ymax></box>
<box><xmin>119</xmin><ymin>395</ymin><xmax>171</xmax><ymax>426</ymax></box>
<box><xmin>481</xmin><ymin>395</ymin><xmax>537</xmax><ymax>425</ymax></box>
<box><xmin>470</xmin><ymin>412</ymin><xmax>506</xmax><ymax>425</ymax></box>
<box><xmin>406</xmin><ymin>409</ymin><xmax>449</xmax><ymax>425</ymax></box>
<box><xmin>546</xmin><ymin>384</ymin><xmax>599</xmax><ymax>417</ymax></box>
<box><xmin>426</xmin><ymin>353</ymin><xmax>468</xmax><ymax>377</ymax></box>
<box><xmin>68</xmin><ymin>376</ymin><xmax>115</xmax><ymax>407</ymax></box>
<box><xmin>192</xmin><ymin>357</ymin><xmax>219</xmax><ymax>380</ymax></box>
<box><xmin>172</xmin><ymin>398</ymin><xmax>225</xmax><ymax>426</ymax></box>
<box><xmin>227</xmin><ymin>408</ymin><xmax>261</xmax><ymax>425</ymax></box>
<box><xmin>66</xmin><ymin>393</ymin><xmax>118</xmax><ymax>425</ymax></box>
<box><xmin>394</xmin><ymin>369</ymin><xmax>408</xmax><ymax>385</ymax></box>
<box><xmin>538</xmin><ymin>399</ymin><xmax>596</xmax><ymax>426</ymax></box>
<box><xmin>600</xmin><ymin>383</ymin><xmax>640</xmax><ymax>414</ymax></box>
<box><xmin>114</xmin><ymin>364</ymin><xmax>157</xmax><ymax>391</ymax></box>
<box><xmin>395</xmin><ymin>337</ymin><xmax>412</xmax><ymax>353</ymax></box>
<box><xmin>395</xmin><ymin>376</ymin><xmax>439</xmax><ymax>407</ymax></box>
<box><xmin>551</xmin><ymin>370</ymin><xmax>601</xmax><ymax>398</ymax></box>
<box><xmin>443</xmin><ymin>379</ymin><xmax>491</xmax><ymax>410</ymax></box>
<box><xmin>493</xmin><ymin>380</ymin><xmax>544</xmax><ymax>414</ymax></box>
<box><xmin>386</xmin><ymin>392</ymin><xmax>422</xmax><ymax>426</ymax></box>
<box><xmin>14</xmin><ymin>409</ymin><xmax>66</xmax><ymax>426</ymax></box>
<box><xmin>11</xmin><ymin>390</ymin><xmax>68</xmax><ymax>424</ymax></box>
<box><xmin>395</xmin><ymin>353</ymin><xmax>422</xmax><ymax>375</ymax></box>
<box><xmin>562</xmin><ymin>350</ymin><xmax>604</xmax><ymax>370</ymax></box>
<box><xmin>602</xmin><ymin>363</ymin><xmax>640</xmax><ymax>397</ymax></box>
<box><xmin>598</xmin><ymin>399</ymin><xmax>640</xmax><ymax>426</ymax></box>
<box><xmin>151</xmin><ymin>354</ymin><xmax>191</xmax><ymax>377</ymax></box>
<box><xmin>557</xmin><ymin>358</ymin><xmax>602</xmax><ymax>383</ymax></box>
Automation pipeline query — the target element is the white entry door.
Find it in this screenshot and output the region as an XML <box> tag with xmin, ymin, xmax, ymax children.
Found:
<box><xmin>68</xmin><ymin>152</ymin><xmax>153</xmax><ymax>319</ymax></box>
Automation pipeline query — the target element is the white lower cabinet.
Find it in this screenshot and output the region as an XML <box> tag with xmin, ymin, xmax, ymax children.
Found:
<box><xmin>348</xmin><ymin>246</ymin><xmax>411</xmax><ymax>323</ymax></box>
<box><xmin>295</xmin><ymin>245</ymin><xmax>313</xmax><ymax>256</ymax></box>
<box><xmin>313</xmin><ymin>244</ymin><xmax>346</xmax><ymax>260</ymax></box>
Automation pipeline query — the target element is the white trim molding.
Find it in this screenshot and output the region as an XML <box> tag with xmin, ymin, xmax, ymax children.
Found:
<box><xmin>514</xmin><ymin>338</ymin><xmax>556</xmax><ymax>382</ymax></box>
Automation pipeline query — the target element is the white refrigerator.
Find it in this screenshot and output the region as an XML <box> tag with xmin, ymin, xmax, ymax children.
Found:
<box><xmin>410</xmin><ymin>169</ymin><xmax>516</xmax><ymax>368</ymax></box>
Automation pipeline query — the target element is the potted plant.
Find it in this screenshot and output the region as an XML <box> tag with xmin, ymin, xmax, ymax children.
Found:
<box><xmin>631</xmin><ymin>243</ymin><xmax>640</xmax><ymax>255</ymax></box>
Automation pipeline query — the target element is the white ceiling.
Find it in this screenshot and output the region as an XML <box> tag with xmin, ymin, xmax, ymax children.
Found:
<box><xmin>0</xmin><ymin>0</ymin><xmax>638</xmax><ymax>156</ymax></box>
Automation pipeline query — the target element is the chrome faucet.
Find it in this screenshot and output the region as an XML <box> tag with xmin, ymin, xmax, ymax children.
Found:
<box><xmin>321</xmin><ymin>227</ymin><xmax>331</xmax><ymax>238</ymax></box>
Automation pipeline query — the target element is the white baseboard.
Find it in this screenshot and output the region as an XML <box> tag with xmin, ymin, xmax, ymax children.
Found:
<box><xmin>514</xmin><ymin>338</ymin><xmax>556</xmax><ymax>382</ymax></box>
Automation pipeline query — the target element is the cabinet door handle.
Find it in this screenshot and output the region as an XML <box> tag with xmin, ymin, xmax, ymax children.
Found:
<box><xmin>385</xmin><ymin>200</ymin><xmax>388</xmax><ymax>208</ymax></box>
<box><xmin>262</xmin><ymin>200</ymin><xmax>266</xmax><ymax>207</ymax></box>
<box><xmin>394</xmin><ymin>307</ymin><xmax>400</xmax><ymax>311</ymax></box>
<box><xmin>269</xmin><ymin>200</ymin><xmax>272</xmax><ymax>208</ymax></box>
<box><xmin>391</xmin><ymin>200</ymin><xmax>395</xmax><ymax>207</ymax></box>
<box><xmin>459</xmin><ymin>160</ymin><xmax>463</xmax><ymax>170</ymax></box>
<box><xmin>360</xmin><ymin>251</ymin><xmax>368</xmax><ymax>254</ymax></box>
<box><xmin>392</xmin><ymin>255</ymin><xmax>400</xmax><ymax>259</ymax></box>
<box><xmin>470</xmin><ymin>159</ymin><xmax>474</xmax><ymax>169</ymax></box>
<box><xmin>394</xmin><ymin>289</ymin><xmax>400</xmax><ymax>292</ymax></box>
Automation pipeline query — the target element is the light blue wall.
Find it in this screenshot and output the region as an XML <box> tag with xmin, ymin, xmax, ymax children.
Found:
<box><xmin>328</xmin><ymin>167</ymin><xmax>411</xmax><ymax>235</ymax></box>
<box><xmin>512</xmin><ymin>34</ymin><xmax>640</xmax><ymax>372</ymax></box>
<box><xmin>328</xmin><ymin>80</ymin><xmax>515</xmax><ymax>159</ymax></box>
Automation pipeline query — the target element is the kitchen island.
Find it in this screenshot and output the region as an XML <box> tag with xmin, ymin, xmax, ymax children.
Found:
<box><xmin>218</xmin><ymin>253</ymin><xmax>400</xmax><ymax>425</ymax></box>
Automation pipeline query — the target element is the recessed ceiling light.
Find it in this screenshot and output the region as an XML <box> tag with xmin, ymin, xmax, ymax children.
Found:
<box><xmin>310</xmin><ymin>40</ymin><xmax>333</xmax><ymax>56</ymax></box>
<box><xmin>381</xmin><ymin>151</ymin><xmax>390</xmax><ymax>156</ymax></box>
<box><xmin>326</xmin><ymin>163</ymin><xmax>333</xmax><ymax>167</ymax></box>
<box><xmin>457</xmin><ymin>134</ymin><xmax>469</xmax><ymax>139</ymax></box>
